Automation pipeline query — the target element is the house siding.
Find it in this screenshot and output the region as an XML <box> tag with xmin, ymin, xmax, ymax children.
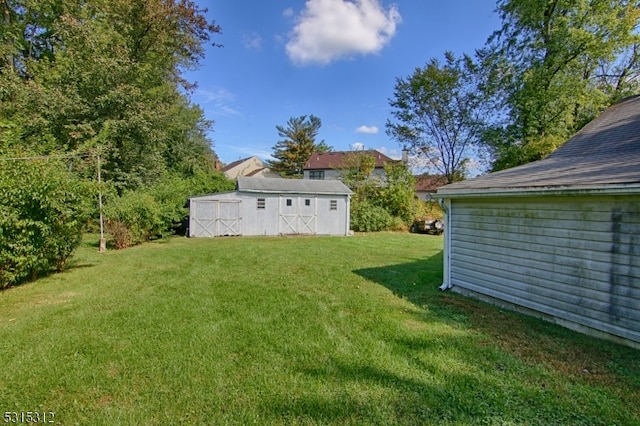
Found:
<box><xmin>303</xmin><ymin>168</ymin><xmax>386</xmax><ymax>180</ymax></box>
<box><xmin>448</xmin><ymin>195</ymin><xmax>640</xmax><ymax>343</ymax></box>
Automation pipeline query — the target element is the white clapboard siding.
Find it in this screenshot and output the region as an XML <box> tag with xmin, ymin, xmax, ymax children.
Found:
<box><xmin>449</xmin><ymin>195</ymin><xmax>640</xmax><ymax>343</ymax></box>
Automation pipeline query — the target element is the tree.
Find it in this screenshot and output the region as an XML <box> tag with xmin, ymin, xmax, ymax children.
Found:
<box><xmin>0</xmin><ymin>0</ymin><xmax>228</xmax><ymax>262</ymax></box>
<box><xmin>338</xmin><ymin>151</ymin><xmax>379</xmax><ymax>202</ymax></box>
<box><xmin>479</xmin><ymin>0</ymin><xmax>640</xmax><ymax>170</ymax></box>
<box><xmin>267</xmin><ymin>115</ymin><xmax>329</xmax><ymax>178</ymax></box>
<box><xmin>378</xmin><ymin>161</ymin><xmax>417</xmax><ymax>224</ymax></box>
<box><xmin>0</xmin><ymin>0</ymin><xmax>222</xmax><ymax>190</ymax></box>
<box><xmin>386</xmin><ymin>52</ymin><xmax>485</xmax><ymax>184</ymax></box>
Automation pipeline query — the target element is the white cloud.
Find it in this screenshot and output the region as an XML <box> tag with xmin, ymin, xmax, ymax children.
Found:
<box><xmin>195</xmin><ymin>88</ymin><xmax>242</xmax><ymax>117</ymax></box>
<box><xmin>283</xmin><ymin>7</ymin><xmax>295</xmax><ymax>18</ymax></box>
<box><xmin>242</xmin><ymin>32</ymin><xmax>263</xmax><ymax>50</ymax></box>
<box><xmin>286</xmin><ymin>0</ymin><xmax>401</xmax><ymax>65</ymax></box>
<box><xmin>350</xmin><ymin>142</ymin><xmax>365</xmax><ymax>151</ymax></box>
<box><xmin>375</xmin><ymin>146</ymin><xmax>400</xmax><ymax>160</ymax></box>
<box><xmin>356</xmin><ymin>125</ymin><xmax>379</xmax><ymax>134</ymax></box>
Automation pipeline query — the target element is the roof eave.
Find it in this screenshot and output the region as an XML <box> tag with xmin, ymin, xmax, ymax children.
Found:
<box><xmin>437</xmin><ymin>183</ymin><xmax>640</xmax><ymax>199</ymax></box>
<box><xmin>239</xmin><ymin>188</ymin><xmax>352</xmax><ymax>196</ymax></box>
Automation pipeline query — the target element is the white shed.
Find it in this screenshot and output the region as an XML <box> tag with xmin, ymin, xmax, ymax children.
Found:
<box><xmin>437</xmin><ymin>95</ymin><xmax>640</xmax><ymax>348</ymax></box>
<box><xmin>189</xmin><ymin>177</ymin><xmax>352</xmax><ymax>237</ymax></box>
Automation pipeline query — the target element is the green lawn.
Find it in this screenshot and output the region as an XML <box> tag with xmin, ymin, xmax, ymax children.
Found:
<box><xmin>1</xmin><ymin>233</ymin><xmax>639</xmax><ymax>425</ymax></box>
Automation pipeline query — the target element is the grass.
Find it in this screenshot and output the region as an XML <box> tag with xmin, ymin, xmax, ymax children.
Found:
<box><xmin>1</xmin><ymin>233</ymin><xmax>639</xmax><ymax>425</ymax></box>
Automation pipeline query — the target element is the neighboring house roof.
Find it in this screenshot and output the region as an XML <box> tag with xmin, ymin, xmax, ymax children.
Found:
<box><xmin>304</xmin><ymin>150</ymin><xmax>394</xmax><ymax>170</ymax></box>
<box><xmin>237</xmin><ymin>177</ymin><xmax>352</xmax><ymax>195</ymax></box>
<box><xmin>438</xmin><ymin>95</ymin><xmax>640</xmax><ymax>196</ymax></box>
<box><xmin>221</xmin><ymin>157</ymin><xmax>251</xmax><ymax>173</ymax></box>
<box><xmin>415</xmin><ymin>174</ymin><xmax>448</xmax><ymax>193</ymax></box>
<box><xmin>222</xmin><ymin>156</ymin><xmax>278</xmax><ymax>179</ymax></box>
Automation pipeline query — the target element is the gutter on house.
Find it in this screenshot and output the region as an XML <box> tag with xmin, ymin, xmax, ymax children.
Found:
<box><xmin>438</xmin><ymin>198</ymin><xmax>452</xmax><ymax>291</ymax></box>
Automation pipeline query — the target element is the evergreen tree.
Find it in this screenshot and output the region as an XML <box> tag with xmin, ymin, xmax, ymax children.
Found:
<box><xmin>267</xmin><ymin>115</ymin><xmax>329</xmax><ymax>178</ymax></box>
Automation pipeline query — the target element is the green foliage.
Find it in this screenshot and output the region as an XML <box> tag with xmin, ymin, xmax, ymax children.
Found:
<box><xmin>480</xmin><ymin>0</ymin><xmax>640</xmax><ymax>170</ymax></box>
<box><xmin>339</xmin><ymin>152</ymin><xmax>378</xmax><ymax>189</ymax></box>
<box><xmin>104</xmin><ymin>191</ymin><xmax>164</xmax><ymax>249</ymax></box>
<box><xmin>0</xmin><ymin>0</ymin><xmax>222</xmax><ymax>190</ymax></box>
<box><xmin>386</xmin><ymin>52</ymin><xmax>485</xmax><ymax>182</ymax></box>
<box><xmin>341</xmin><ymin>154</ymin><xmax>418</xmax><ymax>230</ymax></box>
<box><xmin>350</xmin><ymin>200</ymin><xmax>392</xmax><ymax>232</ymax></box>
<box><xmin>148</xmin><ymin>171</ymin><xmax>235</xmax><ymax>234</ymax></box>
<box><xmin>105</xmin><ymin>171</ymin><xmax>234</xmax><ymax>248</ymax></box>
<box><xmin>267</xmin><ymin>115</ymin><xmax>330</xmax><ymax>177</ymax></box>
<box><xmin>0</xmin><ymin>156</ymin><xmax>94</xmax><ymax>288</ymax></box>
<box><xmin>378</xmin><ymin>162</ymin><xmax>418</xmax><ymax>224</ymax></box>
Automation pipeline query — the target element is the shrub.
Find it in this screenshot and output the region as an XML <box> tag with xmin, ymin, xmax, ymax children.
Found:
<box><xmin>0</xmin><ymin>158</ymin><xmax>94</xmax><ymax>288</ymax></box>
<box><xmin>104</xmin><ymin>191</ymin><xmax>164</xmax><ymax>249</ymax></box>
<box><xmin>104</xmin><ymin>171</ymin><xmax>234</xmax><ymax>248</ymax></box>
<box><xmin>388</xmin><ymin>216</ymin><xmax>409</xmax><ymax>232</ymax></box>
<box><xmin>350</xmin><ymin>200</ymin><xmax>392</xmax><ymax>232</ymax></box>
<box><xmin>148</xmin><ymin>171</ymin><xmax>235</xmax><ymax>235</ymax></box>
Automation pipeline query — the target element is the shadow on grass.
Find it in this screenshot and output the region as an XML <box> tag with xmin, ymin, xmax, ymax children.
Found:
<box><xmin>262</xmin><ymin>341</ymin><xmax>612</xmax><ymax>425</ymax></box>
<box><xmin>263</xmin><ymin>359</ymin><xmax>459</xmax><ymax>424</ymax></box>
<box><xmin>258</xmin><ymin>250</ymin><xmax>638</xmax><ymax>424</ymax></box>
<box><xmin>354</xmin><ymin>246</ymin><xmax>640</xmax><ymax>395</ymax></box>
<box><xmin>353</xmin><ymin>250</ymin><xmax>465</xmax><ymax>322</ymax></box>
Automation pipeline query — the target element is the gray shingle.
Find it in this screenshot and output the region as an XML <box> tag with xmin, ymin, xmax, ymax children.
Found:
<box><xmin>237</xmin><ymin>177</ymin><xmax>352</xmax><ymax>195</ymax></box>
<box><xmin>438</xmin><ymin>95</ymin><xmax>640</xmax><ymax>195</ymax></box>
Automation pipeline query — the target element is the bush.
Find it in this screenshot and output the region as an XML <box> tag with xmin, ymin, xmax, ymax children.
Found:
<box><xmin>388</xmin><ymin>216</ymin><xmax>409</xmax><ymax>232</ymax></box>
<box><xmin>148</xmin><ymin>171</ymin><xmax>235</xmax><ymax>235</ymax></box>
<box><xmin>104</xmin><ymin>191</ymin><xmax>164</xmax><ymax>249</ymax></box>
<box><xmin>350</xmin><ymin>200</ymin><xmax>392</xmax><ymax>232</ymax></box>
<box><xmin>105</xmin><ymin>171</ymin><xmax>235</xmax><ymax>248</ymax></box>
<box><xmin>0</xmin><ymin>158</ymin><xmax>94</xmax><ymax>288</ymax></box>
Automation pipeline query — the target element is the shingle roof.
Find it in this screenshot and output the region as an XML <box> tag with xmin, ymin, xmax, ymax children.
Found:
<box><xmin>415</xmin><ymin>174</ymin><xmax>448</xmax><ymax>192</ymax></box>
<box><xmin>221</xmin><ymin>157</ymin><xmax>252</xmax><ymax>172</ymax></box>
<box><xmin>237</xmin><ymin>177</ymin><xmax>352</xmax><ymax>195</ymax></box>
<box><xmin>304</xmin><ymin>150</ymin><xmax>394</xmax><ymax>170</ymax></box>
<box><xmin>438</xmin><ymin>95</ymin><xmax>640</xmax><ymax>195</ymax></box>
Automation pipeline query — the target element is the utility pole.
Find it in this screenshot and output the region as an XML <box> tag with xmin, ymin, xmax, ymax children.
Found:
<box><xmin>97</xmin><ymin>152</ymin><xmax>106</xmax><ymax>253</ymax></box>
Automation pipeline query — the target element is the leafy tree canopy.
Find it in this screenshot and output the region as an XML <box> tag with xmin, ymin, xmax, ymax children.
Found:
<box><xmin>386</xmin><ymin>52</ymin><xmax>485</xmax><ymax>183</ymax></box>
<box><xmin>479</xmin><ymin>0</ymin><xmax>640</xmax><ymax>170</ymax></box>
<box><xmin>0</xmin><ymin>0</ymin><xmax>222</xmax><ymax>190</ymax></box>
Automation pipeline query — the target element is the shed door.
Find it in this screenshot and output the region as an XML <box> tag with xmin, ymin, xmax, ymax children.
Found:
<box><xmin>217</xmin><ymin>200</ymin><xmax>241</xmax><ymax>236</ymax></box>
<box><xmin>192</xmin><ymin>199</ymin><xmax>241</xmax><ymax>237</ymax></box>
<box><xmin>192</xmin><ymin>200</ymin><xmax>217</xmax><ymax>237</ymax></box>
<box><xmin>279</xmin><ymin>196</ymin><xmax>317</xmax><ymax>235</ymax></box>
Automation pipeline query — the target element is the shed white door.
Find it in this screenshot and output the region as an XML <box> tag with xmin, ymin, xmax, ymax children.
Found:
<box><xmin>217</xmin><ymin>200</ymin><xmax>241</xmax><ymax>236</ymax></box>
<box><xmin>192</xmin><ymin>200</ymin><xmax>241</xmax><ymax>237</ymax></box>
<box><xmin>279</xmin><ymin>196</ymin><xmax>316</xmax><ymax>235</ymax></box>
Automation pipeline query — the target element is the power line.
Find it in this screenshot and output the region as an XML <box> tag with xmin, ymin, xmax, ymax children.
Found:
<box><xmin>0</xmin><ymin>152</ymin><xmax>92</xmax><ymax>161</ymax></box>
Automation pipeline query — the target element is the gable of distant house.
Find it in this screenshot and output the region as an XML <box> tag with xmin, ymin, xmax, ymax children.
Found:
<box><xmin>222</xmin><ymin>156</ymin><xmax>280</xmax><ymax>179</ymax></box>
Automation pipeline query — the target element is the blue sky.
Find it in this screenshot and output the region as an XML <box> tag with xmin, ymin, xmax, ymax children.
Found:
<box><xmin>187</xmin><ymin>0</ymin><xmax>500</xmax><ymax>168</ymax></box>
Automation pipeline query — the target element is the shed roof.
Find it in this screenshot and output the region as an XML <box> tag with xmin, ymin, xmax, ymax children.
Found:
<box><xmin>304</xmin><ymin>150</ymin><xmax>394</xmax><ymax>170</ymax></box>
<box><xmin>438</xmin><ymin>95</ymin><xmax>640</xmax><ymax>196</ymax></box>
<box><xmin>237</xmin><ymin>177</ymin><xmax>352</xmax><ymax>195</ymax></box>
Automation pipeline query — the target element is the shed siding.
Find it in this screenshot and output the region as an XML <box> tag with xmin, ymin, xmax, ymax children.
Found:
<box><xmin>190</xmin><ymin>191</ymin><xmax>349</xmax><ymax>237</ymax></box>
<box><xmin>449</xmin><ymin>195</ymin><xmax>640</xmax><ymax>343</ymax></box>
